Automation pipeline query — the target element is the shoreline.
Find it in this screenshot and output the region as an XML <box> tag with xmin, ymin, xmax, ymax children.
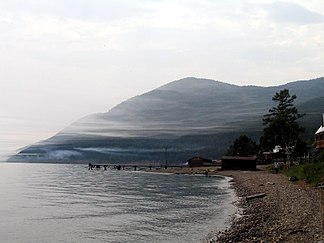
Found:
<box><xmin>213</xmin><ymin>170</ymin><xmax>324</xmax><ymax>242</ymax></box>
<box><xmin>150</xmin><ymin>167</ymin><xmax>324</xmax><ymax>242</ymax></box>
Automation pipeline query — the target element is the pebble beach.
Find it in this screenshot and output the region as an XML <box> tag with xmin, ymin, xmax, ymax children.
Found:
<box><xmin>151</xmin><ymin>167</ymin><xmax>324</xmax><ymax>242</ymax></box>
<box><xmin>212</xmin><ymin>169</ymin><xmax>324</xmax><ymax>242</ymax></box>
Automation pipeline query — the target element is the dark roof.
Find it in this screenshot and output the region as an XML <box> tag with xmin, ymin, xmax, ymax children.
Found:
<box><xmin>222</xmin><ymin>156</ymin><xmax>257</xmax><ymax>161</ymax></box>
<box><xmin>188</xmin><ymin>156</ymin><xmax>212</xmax><ymax>162</ymax></box>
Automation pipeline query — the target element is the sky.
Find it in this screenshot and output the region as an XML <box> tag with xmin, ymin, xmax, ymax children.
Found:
<box><xmin>0</xmin><ymin>0</ymin><xmax>324</xmax><ymax>160</ymax></box>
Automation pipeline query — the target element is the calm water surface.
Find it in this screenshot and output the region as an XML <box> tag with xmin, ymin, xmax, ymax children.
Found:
<box><xmin>0</xmin><ymin>163</ymin><xmax>237</xmax><ymax>243</ymax></box>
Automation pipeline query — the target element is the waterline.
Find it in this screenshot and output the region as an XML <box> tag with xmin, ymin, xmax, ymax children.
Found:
<box><xmin>0</xmin><ymin>163</ymin><xmax>237</xmax><ymax>242</ymax></box>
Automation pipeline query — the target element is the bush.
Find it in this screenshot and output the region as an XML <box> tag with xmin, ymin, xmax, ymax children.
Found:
<box><xmin>276</xmin><ymin>151</ymin><xmax>324</xmax><ymax>185</ymax></box>
<box><xmin>284</xmin><ymin>165</ymin><xmax>306</xmax><ymax>181</ymax></box>
<box><xmin>283</xmin><ymin>161</ymin><xmax>324</xmax><ymax>185</ymax></box>
<box><xmin>313</xmin><ymin>151</ymin><xmax>324</xmax><ymax>163</ymax></box>
<box><xmin>303</xmin><ymin>162</ymin><xmax>324</xmax><ymax>184</ymax></box>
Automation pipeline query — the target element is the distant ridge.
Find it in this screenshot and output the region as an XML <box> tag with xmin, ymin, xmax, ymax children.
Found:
<box><xmin>9</xmin><ymin>77</ymin><xmax>324</xmax><ymax>163</ymax></box>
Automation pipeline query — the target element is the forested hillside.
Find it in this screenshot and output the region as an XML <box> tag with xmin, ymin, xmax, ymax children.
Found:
<box><xmin>9</xmin><ymin>77</ymin><xmax>324</xmax><ymax>163</ymax></box>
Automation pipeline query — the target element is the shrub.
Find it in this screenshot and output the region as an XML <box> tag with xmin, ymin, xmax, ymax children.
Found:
<box><xmin>283</xmin><ymin>161</ymin><xmax>324</xmax><ymax>185</ymax></box>
<box><xmin>313</xmin><ymin>151</ymin><xmax>324</xmax><ymax>163</ymax></box>
<box><xmin>303</xmin><ymin>162</ymin><xmax>324</xmax><ymax>184</ymax></box>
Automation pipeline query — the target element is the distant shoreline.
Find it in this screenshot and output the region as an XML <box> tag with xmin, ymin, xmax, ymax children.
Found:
<box><xmin>150</xmin><ymin>166</ymin><xmax>324</xmax><ymax>242</ymax></box>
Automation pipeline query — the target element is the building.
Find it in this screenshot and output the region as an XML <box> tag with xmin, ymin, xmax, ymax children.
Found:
<box><xmin>261</xmin><ymin>145</ymin><xmax>285</xmax><ymax>164</ymax></box>
<box><xmin>221</xmin><ymin>156</ymin><xmax>257</xmax><ymax>170</ymax></box>
<box><xmin>315</xmin><ymin>113</ymin><xmax>324</xmax><ymax>151</ymax></box>
<box><xmin>187</xmin><ymin>156</ymin><xmax>213</xmax><ymax>167</ymax></box>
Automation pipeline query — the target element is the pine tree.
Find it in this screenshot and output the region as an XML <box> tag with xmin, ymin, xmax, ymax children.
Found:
<box><xmin>226</xmin><ymin>135</ymin><xmax>258</xmax><ymax>156</ymax></box>
<box><xmin>260</xmin><ymin>89</ymin><xmax>305</xmax><ymax>164</ymax></box>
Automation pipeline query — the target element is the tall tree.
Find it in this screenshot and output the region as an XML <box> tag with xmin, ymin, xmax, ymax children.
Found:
<box><xmin>260</xmin><ymin>89</ymin><xmax>305</xmax><ymax>163</ymax></box>
<box><xmin>226</xmin><ymin>135</ymin><xmax>258</xmax><ymax>156</ymax></box>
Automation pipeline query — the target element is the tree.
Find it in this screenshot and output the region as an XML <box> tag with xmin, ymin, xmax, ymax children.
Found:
<box><xmin>260</xmin><ymin>89</ymin><xmax>305</xmax><ymax>164</ymax></box>
<box><xmin>226</xmin><ymin>135</ymin><xmax>258</xmax><ymax>156</ymax></box>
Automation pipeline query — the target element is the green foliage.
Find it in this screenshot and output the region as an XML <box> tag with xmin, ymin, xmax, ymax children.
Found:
<box><xmin>292</xmin><ymin>139</ymin><xmax>308</xmax><ymax>157</ymax></box>
<box><xmin>303</xmin><ymin>162</ymin><xmax>324</xmax><ymax>184</ymax></box>
<box><xmin>260</xmin><ymin>89</ymin><xmax>306</xmax><ymax>157</ymax></box>
<box><xmin>313</xmin><ymin>151</ymin><xmax>324</xmax><ymax>163</ymax></box>
<box><xmin>284</xmin><ymin>153</ymin><xmax>324</xmax><ymax>185</ymax></box>
<box><xmin>226</xmin><ymin>134</ymin><xmax>258</xmax><ymax>156</ymax></box>
<box><xmin>283</xmin><ymin>165</ymin><xmax>308</xmax><ymax>182</ymax></box>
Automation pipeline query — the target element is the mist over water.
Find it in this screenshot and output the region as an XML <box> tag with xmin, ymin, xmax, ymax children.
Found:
<box><xmin>0</xmin><ymin>117</ymin><xmax>64</xmax><ymax>161</ymax></box>
<box><xmin>0</xmin><ymin>163</ymin><xmax>237</xmax><ymax>243</ymax></box>
<box><xmin>9</xmin><ymin>77</ymin><xmax>324</xmax><ymax>162</ymax></box>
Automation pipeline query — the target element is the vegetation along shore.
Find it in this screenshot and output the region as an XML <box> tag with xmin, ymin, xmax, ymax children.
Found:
<box><xmin>148</xmin><ymin>88</ymin><xmax>324</xmax><ymax>242</ymax></box>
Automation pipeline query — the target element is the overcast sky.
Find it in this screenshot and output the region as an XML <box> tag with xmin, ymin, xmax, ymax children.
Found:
<box><xmin>1</xmin><ymin>0</ymin><xmax>324</xmax><ymax>159</ymax></box>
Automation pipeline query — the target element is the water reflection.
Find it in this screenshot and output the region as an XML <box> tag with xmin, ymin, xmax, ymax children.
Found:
<box><xmin>0</xmin><ymin>163</ymin><xmax>237</xmax><ymax>243</ymax></box>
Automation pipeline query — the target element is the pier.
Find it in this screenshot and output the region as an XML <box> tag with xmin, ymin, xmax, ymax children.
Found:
<box><xmin>88</xmin><ymin>163</ymin><xmax>184</xmax><ymax>171</ymax></box>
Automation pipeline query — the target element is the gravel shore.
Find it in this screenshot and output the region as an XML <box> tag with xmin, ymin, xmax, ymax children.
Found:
<box><xmin>210</xmin><ymin>169</ymin><xmax>324</xmax><ymax>242</ymax></box>
<box><xmin>151</xmin><ymin>167</ymin><xmax>324</xmax><ymax>242</ymax></box>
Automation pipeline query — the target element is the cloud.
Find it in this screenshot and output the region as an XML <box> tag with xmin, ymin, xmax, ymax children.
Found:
<box><xmin>1</xmin><ymin>0</ymin><xmax>324</xmax><ymax>159</ymax></box>
<box><xmin>0</xmin><ymin>0</ymin><xmax>149</xmax><ymax>22</ymax></box>
<box><xmin>263</xmin><ymin>1</ymin><xmax>324</xmax><ymax>25</ymax></box>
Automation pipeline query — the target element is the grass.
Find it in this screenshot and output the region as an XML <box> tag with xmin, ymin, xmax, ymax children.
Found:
<box><xmin>283</xmin><ymin>160</ymin><xmax>324</xmax><ymax>185</ymax></box>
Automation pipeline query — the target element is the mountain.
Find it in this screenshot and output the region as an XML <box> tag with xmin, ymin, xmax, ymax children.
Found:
<box><xmin>298</xmin><ymin>96</ymin><xmax>324</xmax><ymax>136</ymax></box>
<box><xmin>9</xmin><ymin>77</ymin><xmax>324</xmax><ymax>163</ymax></box>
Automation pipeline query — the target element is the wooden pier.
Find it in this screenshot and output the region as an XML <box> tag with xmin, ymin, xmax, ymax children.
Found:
<box><xmin>88</xmin><ymin>163</ymin><xmax>184</xmax><ymax>171</ymax></box>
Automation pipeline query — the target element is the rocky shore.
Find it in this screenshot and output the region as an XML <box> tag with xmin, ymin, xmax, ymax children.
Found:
<box><xmin>151</xmin><ymin>167</ymin><xmax>324</xmax><ymax>242</ymax></box>
<box><xmin>208</xmin><ymin>169</ymin><xmax>324</xmax><ymax>242</ymax></box>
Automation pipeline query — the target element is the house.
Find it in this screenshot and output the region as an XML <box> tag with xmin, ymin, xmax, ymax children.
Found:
<box><xmin>261</xmin><ymin>145</ymin><xmax>285</xmax><ymax>164</ymax></box>
<box><xmin>221</xmin><ymin>156</ymin><xmax>257</xmax><ymax>170</ymax></box>
<box><xmin>315</xmin><ymin>113</ymin><xmax>324</xmax><ymax>151</ymax></box>
<box><xmin>187</xmin><ymin>156</ymin><xmax>213</xmax><ymax>167</ymax></box>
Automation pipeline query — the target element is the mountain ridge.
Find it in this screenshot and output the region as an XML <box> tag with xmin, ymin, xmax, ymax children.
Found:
<box><xmin>9</xmin><ymin>77</ymin><xmax>324</xmax><ymax>163</ymax></box>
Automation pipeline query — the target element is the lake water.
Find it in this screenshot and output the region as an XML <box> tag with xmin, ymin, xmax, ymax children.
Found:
<box><xmin>0</xmin><ymin>163</ymin><xmax>237</xmax><ymax>243</ymax></box>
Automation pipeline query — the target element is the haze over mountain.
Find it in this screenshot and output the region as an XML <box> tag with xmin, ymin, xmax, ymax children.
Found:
<box><xmin>9</xmin><ymin>77</ymin><xmax>324</xmax><ymax>163</ymax></box>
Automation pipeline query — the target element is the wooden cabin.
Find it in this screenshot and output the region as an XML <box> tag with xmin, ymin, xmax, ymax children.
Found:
<box><xmin>221</xmin><ymin>156</ymin><xmax>257</xmax><ymax>170</ymax></box>
<box><xmin>315</xmin><ymin>113</ymin><xmax>324</xmax><ymax>151</ymax></box>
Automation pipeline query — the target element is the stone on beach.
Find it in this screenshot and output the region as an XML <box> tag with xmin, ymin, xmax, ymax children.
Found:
<box><xmin>213</xmin><ymin>170</ymin><xmax>324</xmax><ymax>243</ymax></box>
